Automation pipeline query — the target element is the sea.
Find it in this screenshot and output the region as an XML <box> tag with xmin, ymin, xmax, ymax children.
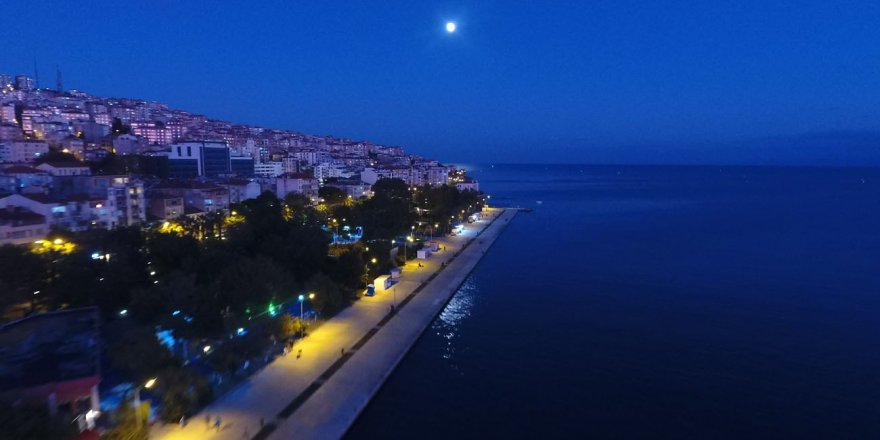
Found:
<box><xmin>346</xmin><ymin>164</ymin><xmax>880</xmax><ymax>439</ymax></box>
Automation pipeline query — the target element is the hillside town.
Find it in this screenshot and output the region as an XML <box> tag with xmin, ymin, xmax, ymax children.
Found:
<box><xmin>0</xmin><ymin>72</ymin><xmax>479</xmax><ymax>245</ymax></box>
<box><xmin>0</xmin><ymin>72</ymin><xmax>490</xmax><ymax>439</ymax></box>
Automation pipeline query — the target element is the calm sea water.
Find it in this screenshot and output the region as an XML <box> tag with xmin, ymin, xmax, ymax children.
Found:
<box><xmin>347</xmin><ymin>165</ymin><xmax>880</xmax><ymax>439</ymax></box>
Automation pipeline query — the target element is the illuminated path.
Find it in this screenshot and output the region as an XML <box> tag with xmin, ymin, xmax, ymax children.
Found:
<box><xmin>150</xmin><ymin>208</ymin><xmax>515</xmax><ymax>440</ymax></box>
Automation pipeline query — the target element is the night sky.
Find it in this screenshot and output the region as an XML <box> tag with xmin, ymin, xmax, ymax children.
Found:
<box><xmin>2</xmin><ymin>1</ymin><xmax>879</xmax><ymax>165</ymax></box>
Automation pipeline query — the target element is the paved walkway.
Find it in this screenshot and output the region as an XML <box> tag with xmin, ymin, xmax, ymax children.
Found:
<box><xmin>151</xmin><ymin>208</ymin><xmax>513</xmax><ymax>440</ymax></box>
<box><xmin>270</xmin><ymin>208</ymin><xmax>516</xmax><ymax>439</ymax></box>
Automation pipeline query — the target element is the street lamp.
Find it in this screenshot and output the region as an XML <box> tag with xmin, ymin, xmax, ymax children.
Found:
<box><xmin>298</xmin><ymin>294</ymin><xmax>305</xmax><ymax>338</ymax></box>
<box><xmin>133</xmin><ymin>377</ymin><xmax>157</xmax><ymax>428</ymax></box>
<box><xmin>308</xmin><ymin>293</ymin><xmax>316</xmax><ymax>323</ymax></box>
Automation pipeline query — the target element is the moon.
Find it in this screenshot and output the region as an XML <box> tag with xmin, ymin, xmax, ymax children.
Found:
<box><xmin>446</xmin><ymin>22</ymin><xmax>456</xmax><ymax>33</ymax></box>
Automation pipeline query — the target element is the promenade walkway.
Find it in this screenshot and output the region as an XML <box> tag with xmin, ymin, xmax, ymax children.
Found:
<box><xmin>151</xmin><ymin>208</ymin><xmax>514</xmax><ymax>440</ymax></box>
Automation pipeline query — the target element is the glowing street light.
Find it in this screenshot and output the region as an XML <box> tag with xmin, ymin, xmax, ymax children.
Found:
<box><xmin>133</xmin><ymin>377</ymin><xmax>158</xmax><ymax>427</ymax></box>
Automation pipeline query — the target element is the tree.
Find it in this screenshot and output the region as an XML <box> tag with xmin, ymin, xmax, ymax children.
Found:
<box><xmin>273</xmin><ymin>314</ymin><xmax>304</xmax><ymax>340</ymax></box>
<box><xmin>0</xmin><ymin>245</ymin><xmax>48</xmax><ymax>314</ymax></box>
<box><xmin>371</xmin><ymin>178</ymin><xmax>411</xmax><ymax>200</ymax></box>
<box><xmin>318</xmin><ymin>186</ymin><xmax>347</xmax><ymax>205</ymax></box>
<box><xmin>306</xmin><ymin>273</ymin><xmax>351</xmax><ymax>315</ymax></box>
<box><xmin>108</xmin><ymin>326</ymin><xmax>178</xmax><ymax>381</ymax></box>
<box><xmin>330</xmin><ymin>246</ymin><xmax>365</xmax><ymax>289</ymax></box>
<box><xmin>156</xmin><ymin>366</ymin><xmax>212</xmax><ymax>422</ymax></box>
<box><xmin>111</xmin><ymin>117</ymin><xmax>130</xmax><ymax>134</ymax></box>
<box><xmin>101</xmin><ymin>398</ymin><xmax>149</xmax><ymax>440</ymax></box>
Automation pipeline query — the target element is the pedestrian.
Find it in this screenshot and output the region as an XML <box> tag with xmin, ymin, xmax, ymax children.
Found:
<box><xmin>179</xmin><ymin>415</ymin><xmax>186</xmax><ymax>427</ymax></box>
<box><xmin>341</xmin><ymin>347</ymin><xmax>345</xmax><ymax>356</ymax></box>
<box><xmin>215</xmin><ymin>416</ymin><xmax>222</xmax><ymax>432</ymax></box>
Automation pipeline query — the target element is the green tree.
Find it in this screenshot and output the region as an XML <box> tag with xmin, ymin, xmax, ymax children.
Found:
<box><xmin>0</xmin><ymin>245</ymin><xmax>48</xmax><ymax>315</ymax></box>
<box><xmin>156</xmin><ymin>366</ymin><xmax>212</xmax><ymax>422</ymax></box>
<box><xmin>318</xmin><ymin>186</ymin><xmax>348</xmax><ymax>205</ymax></box>
<box><xmin>108</xmin><ymin>326</ymin><xmax>178</xmax><ymax>381</ymax></box>
<box><xmin>101</xmin><ymin>398</ymin><xmax>149</xmax><ymax>440</ymax></box>
<box><xmin>306</xmin><ymin>273</ymin><xmax>351</xmax><ymax>315</ymax></box>
<box><xmin>273</xmin><ymin>314</ymin><xmax>304</xmax><ymax>340</ymax></box>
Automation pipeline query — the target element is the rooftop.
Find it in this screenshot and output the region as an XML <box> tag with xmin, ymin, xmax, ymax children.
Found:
<box><xmin>0</xmin><ymin>307</ymin><xmax>100</xmax><ymax>391</ymax></box>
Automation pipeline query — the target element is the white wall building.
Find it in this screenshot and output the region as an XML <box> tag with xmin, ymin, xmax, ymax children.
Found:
<box><xmin>0</xmin><ymin>140</ymin><xmax>49</xmax><ymax>163</ymax></box>
<box><xmin>254</xmin><ymin>161</ymin><xmax>283</xmax><ymax>177</ymax></box>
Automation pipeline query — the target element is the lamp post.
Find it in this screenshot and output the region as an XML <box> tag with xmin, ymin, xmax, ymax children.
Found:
<box><xmin>298</xmin><ymin>294</ymin><xmax>305</xmax><ymax>339</ymax></box>
<box><xmin>309</xmin><ymin>293</ymin><xmax>316</xmax><ymax>323</ymax></box>
<box><xmin>133</xmin><ymin>377</ymin><xmax>157</xmax><ymax>428</ymax></box>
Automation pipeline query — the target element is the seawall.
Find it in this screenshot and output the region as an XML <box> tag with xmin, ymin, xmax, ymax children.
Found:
<box><xmin>266</xmin><ymin>208</ymin><xmax>518</xmax><ymax>439</ymax></box>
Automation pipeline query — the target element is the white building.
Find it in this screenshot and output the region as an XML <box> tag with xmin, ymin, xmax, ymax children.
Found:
<box><xmin>275</xmin><ymin>173</ymin><xmax>319</xmax><ymax>199</ymax></box>
<box><xmin>254</xmin><ymin>161</ymin><xmax>283</xmax><ymax>177</ymax></box>
<box><xmin>314</xmin><ymin>162</ymin><xmax>354</xmax><ymax>181</ymax></box>
<box><xmin>0</xmin><ymin>140</ymin><xmax>49</xmax><ymax>163</ymax></box>
<box><xmin>0</xmin><ymin>205</ymin><xmax>47</xmax><ymax>245</ymax></box>
<box><xmin>36</xmin><ymin>162</ymin><xmax>91</xmax><ymax>177</ymax></box>
<box><xmin>360</xmin><ymin>167</ymin><xmax>392</xmax><ymax>185</ymax></box>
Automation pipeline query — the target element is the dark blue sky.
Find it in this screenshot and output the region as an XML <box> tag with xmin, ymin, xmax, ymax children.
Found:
<box><xmin>2</xmin><ymin>1</ymin><xmax>879</xmax><ymax>165</ymax></box>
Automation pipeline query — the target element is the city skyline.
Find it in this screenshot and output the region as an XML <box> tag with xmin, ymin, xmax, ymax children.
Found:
<box><xmin>3</xmin><ymin>1</ymin><xmax>880</xmax><ymax>165</ymax></box>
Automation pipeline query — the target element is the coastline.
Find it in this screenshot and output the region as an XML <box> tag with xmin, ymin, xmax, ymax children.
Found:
<box><xmin>151</xmin><ymin>207</ymin><xmax>516</xmax><ymax>440</ymax></box>
<box><xmin>266</xmin><ymin>208</ymin><xmax>517</xmax><ymax>440</ymax></box>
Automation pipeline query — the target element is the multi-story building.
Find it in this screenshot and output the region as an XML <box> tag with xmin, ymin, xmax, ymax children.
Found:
<box><xmin>0</xmin><ymin>123</ymin><xmax>23</xmax><ymax>141</ymax></box>
<box><xmin>168</xmin><ymin>141</ymin><xmax>231</xmax><ymax>177</ymax></box>
<box><xmin>148</xmin><ymin>193</ymin><xmax>184</xmax><ymax>220</ymax></box>
<box><xmin>455</xmin><ymin>178</ymin><xmax>480</xmax><ymax>192</ymax></box>
<box><xmin>1</xmin><ymin>165</ymin><xmax>53</xmax><ymax>192</ymax></box>
<box><xmin>218</xmin><ymin>178</ymin><xmax>261</xmax><ymax>204</ymax></box>
<box><xmin>0</xmin><ymin>140</ymin><xmax>49</xmax><ymax>163</ymax></box>
<box><xmin>14</xmin><ymin>75</ymin><xmax>35</xmax><ymax>91</ymax></box>
<box><xmin>0</xmin><ymin>105</ymin><xmax>16</xmax><ymax>125</ymax></box>
<box><xmin>35</xmin><ymin>162</ymin><xmax>91</xmax><ymax>177</ymax></box>
<box><xmin>325</xmin><ymin>179</ymin><xmax>371</xmax><ymax>199</ymax></box>
<box><xmin>131</xmin><ymin>121</ymin><xmax>170</xmax><ymax>145</ymax></box>
<box><xmin>111</xmin><ymin>133</ymin><xmax>142</xmax><ymax>155</ymax></box>
<box><xmin>0</xmin><ymin>205</ymin><xmax>48</xmax><ymax>244</ymax></box>
<box><xmin>314</xmin><ymin>162</ymin><xmax>355</xmax><ymax>181</ymax></box>
<box><xmin>54</xmin><ymin>175</ymin><xmax>146</xmax><ymax>226</ymax></box>
<box><xmin>154</xmin><ymin>180</ymin><xmax>230</xmax><ymax>214</ymax></box>
<box><xmin>254</xmin><ymin>161</ymin><xmax>283</xmax><ymax>177</ymax></box>
<box><xmin>276</xmin><ymin>172</ymin><xmax>319</xmax><ymax>199</ymax></box>
<box><xmin>1</xmin><ymin>193</ymin><xmax>117</xmax><ymax>231</ymax></box>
